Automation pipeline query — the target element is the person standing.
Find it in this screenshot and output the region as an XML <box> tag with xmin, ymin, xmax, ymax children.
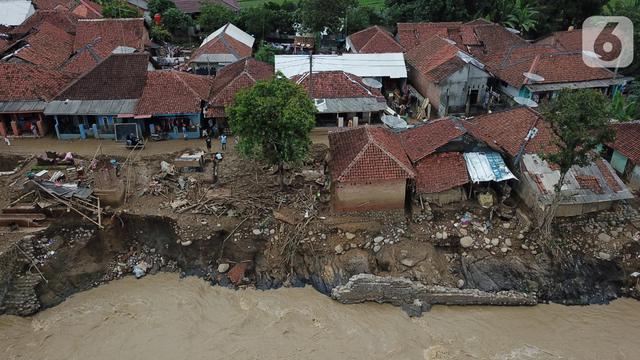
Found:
<box><xmin>220</xmin><ymin>133</ymin><xmax>227</xmax><ymax>151</ymax></box>
<box><xmin>205</xmin><ymin>136</ymin><xmax>212</xmax><ymax>152</ymax></box>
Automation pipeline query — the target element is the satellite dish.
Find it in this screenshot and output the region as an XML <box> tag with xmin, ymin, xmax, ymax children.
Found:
<box><xmin>514</xmin><ymin>96</ymin><xmax>539</xmax><ymax>108</ymax></box>
<box><xmin>362</xmin><ymin>78</ymin><xmax>383</xmax><ymax>89</ymax></box>
<box><xmin>523</xmin><ymin>72</ymin><xmax>545</xmax><ymax>82</ymax></box>
<box><xmin>506</xmin><ymin>27</ymin><xmax>521</xmax><ymax>34</ymax></box>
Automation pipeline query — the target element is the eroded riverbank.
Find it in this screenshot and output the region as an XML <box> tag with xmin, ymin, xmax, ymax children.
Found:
<box><xmin>1</xmin><ymin>273</ymin><xmax>639</xmax><ymax>360</ymax></box>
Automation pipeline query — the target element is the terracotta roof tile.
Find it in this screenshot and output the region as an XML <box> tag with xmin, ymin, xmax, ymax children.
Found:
<box><xmin>396</xmin><ymin>22</ymin><xmax>461</xmax><ymax>51</ymax></box>
<box><xmin>190</xmin><ymin>32</ymin><xmax>252</xmax><ymax>63</ymax></box>
<box><xmin>72</xmin><ymin>0</ymin><xmax>103</xmax><ymax>19</ymax></box>
<box><xmin>14</xmin><ymin>21</ymin><xmax>74</xmax><ymax>69</ymax></box>
<box><xmin>465</xmin><ymin>107</ymin><xmax>559</xmax><ymax>158</ymax></box>
<box><xmin>575</xmin><ymin>174</ymin><xmax>603</xmax><ymax>194</ymax></box>
<box><xmin>400</xmin><ymin>117</ymin><xmax>466</xmax><ymax>163</ymax></box>
<box><xmin>348</xmin><ymin>25</ymin><xmax>404</xmax><ymax>53</ymax></box>
<box><xmin>595</xmin><ymin>159</ymin><xmax>623</xmax><ymax>192</ymax></box>
<box><xmin>405</xmin><ymin>36</ymin><xmax>467</xmax><ymax>83</ymax></box>
<box><xmin>536</xmin><ymin>27</ymin><xmax>622</xmax><ymax>58</ymax></box>
<box><xmin>205</xmin><ymin>57</ymin><xmax>273</xmax><ymax>117</ymax></box>
<box><xmin>10</xmin><ymin>9</ymin><xmax>78</xmax><ymax>36</ymax></box>
<box><xmin>0</xmin><ymin>63</ymin><xmax>75</xmax><ymax>102</ymax></box>
<box><xmin>415</xmin><ymin>152</ymin><xmax>469</xmax><ymax>193</ymax></box>
<box><xmin>329</xmin><ymin>126</ymin><xmax>415</xmax><ymax>183</ymax></box>
<box><xmin>56</xmin><ymin>53</ymin><xmax>148</xmax><ymax>100</ymax></box>
<box><xmin>292</xmin><ymin>71</ymin><xmax>385</xmax><ymax>100</ymax></box>
<box><xmin>610</xmin><ymin>122</ymin><xmax>640</xmax><ymax>164</ymax></box>
<box><xmin>135</xmin><ymin>71</ymin><xmax>212</xmax><ymax>116</ymax></box>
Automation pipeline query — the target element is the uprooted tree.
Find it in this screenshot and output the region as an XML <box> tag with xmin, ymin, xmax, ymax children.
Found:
<box><xmin>227</xmin><ymin>72</ymin><xmax>316</xmax><ymax>190</ymax></box>
<box><xmin>539</xmin><ymin>89</ymin><xmax>614</xmax><ymax>240</ymax></box>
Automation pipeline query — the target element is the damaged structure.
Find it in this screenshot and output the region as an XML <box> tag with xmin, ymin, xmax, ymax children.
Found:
<box><xmin>189</xmin><ymin>23</ymin><xmax>254</xmax><ymax>75</ymax></box>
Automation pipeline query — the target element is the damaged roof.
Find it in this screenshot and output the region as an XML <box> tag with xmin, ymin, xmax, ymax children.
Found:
<box><xmin>400</xmin><ymin>117</ymin><xmax>467</xmax><ymax>163</ymax></box>
<box><xmin>11</xmin><ymin>21</ymin><xmax>74</xmax><ymax>69</ymax></box>
<box><xmin>465</xmin><ymin>106</ymin><xmax>559</xmax><ymax>158</ymax></box>
<box><xmin>135</xmin><ymin>71</ymin><xmax>212</xmax><ymax>116</ymax></box>
<box><xmin>415</xmin><ymin>152</ymin><xmax>469</xmax><ymax>194</ymax></box>
<box><xmin>190</xmin><ymin>23</ymin><xmax>253</xmax><ymax>64</ymax></box>
<box><xmin>347</xmin><ymin>25</ymin><xmax>405</xmax><ymax>54</ymax></box>
<box><xmin>329</xmin><ymin>126</ymin><xmax>415</xmax><ymax>183</ymax></box>
<box><xmin>206</xmin><ymin>57</ymin><xmax>273</xmax><ymax>117</ymax></box>
<box><xmin>9</xmin><ymin>8</ymin><xmax>79</xmax><ymax>36</ymax></box>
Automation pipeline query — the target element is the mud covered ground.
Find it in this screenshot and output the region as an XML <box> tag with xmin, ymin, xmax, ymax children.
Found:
<box><xmin>1</xmin><ymin>143</ymin><xmax>639</xmax><ymax>316</ymax></box>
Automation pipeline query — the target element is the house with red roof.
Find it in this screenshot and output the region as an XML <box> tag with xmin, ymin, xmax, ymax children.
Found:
<box><xmin>63</xmin><ymin>18</ymin><xmax>149</xmax><ymax>75</ymax></box>
<box><xmin>135</xmin><ymin>70</ymin><xmax>213</xmax><ymax>140</ymax></box>
<box><xmin>603</xmin><ymin>121</ymin><xmax>640</xmax><ymax>190</ymax></box>
<box><xmin>292</xmin><ymin>71</ymin><xmax>388</xmax><ymax>127</ymax></box>
<box><xmin>404</xmin><ymin>35</ymin><xmax>490</xmax><ymax>118</ymax></box>
<box><xmin>0</xmin><ymin>63</ymin><xmax>74</xmax><ymax>137</ymax></box>
<box><xmin>189</xmin><ymin>23</ymin><xmax>254</xmax><ymax>75</ymax></box>
<box><xmin>328</xmin><ymin>125</ymin><xmax>415</xmax><ymax>212</ymax></box>
<box><xmin>204</xmin><ymin>57</ymin><xmax>273</xmax><ymax>130</ymax></box>
<box><xmin>346</xmin><ymin>25</ymin><xmax>404</xmax><ymax>54</ymax></box>
<box><xmin>466</xmin><ymin>107</ymin><xmax>633</xmax><ymax>217</ymax></box>
<box><xmin>2</xmin><ymin>21</ymin><xmax>74</xmax><ymax>69</ymax></box>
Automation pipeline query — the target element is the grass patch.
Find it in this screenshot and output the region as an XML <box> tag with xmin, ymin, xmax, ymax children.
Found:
<box><xmin>238</xmin><ymin>0</ymin><xmax>386</xmax><ymax>10</ymax></box>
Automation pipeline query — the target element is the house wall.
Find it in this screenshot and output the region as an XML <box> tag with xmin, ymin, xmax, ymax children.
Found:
<box><xmin>419</xmin><ymin>187</ymin><xmax>467</xmax><ymax>206</ymax></box>
<box><xmin>407</xmin><ymin>63</ymin><xmax>442</xmax><ymax>112</ymax></box>
<box><xmin>333</xmin><ymin>179</ymin><xmax>407</xmax><ymax>212</ymax></box>
<box><xmin>438</xmin><ymin>65</ymin><xmax>489</xmax><ymax>116</ymax></box>
<box><xmin>629</xmin><ymin>165</ymin><xmax>640</xmax><ymax>190</ymax></box>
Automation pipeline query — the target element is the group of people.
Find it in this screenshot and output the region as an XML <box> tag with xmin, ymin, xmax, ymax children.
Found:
<box><xmin>205</xmin><ymin>132</ymin><xmax>227</xmax><ymax>152</ymax></box>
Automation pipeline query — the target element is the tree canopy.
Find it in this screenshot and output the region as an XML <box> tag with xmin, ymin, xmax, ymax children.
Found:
<box><xmin>254</xmin><ymin>42</ymin><xmax>279</xmax><ymax>64</ymax></box>
<box><xmin>148</xmin><ymin>0</ymin><xmax>175</xmax><ymax>15</ymax></box>
<box><xmin>227</xmin><ymin>73</ymin><xmax>317</xmax><ymax>188</ymax></box>
<box><xmin>297</xmin><ymin>0</ymin><xmax>357</xmax><ymax>33</ymax></box>
<box><xmin>162</xmin><ymin>7</ymin><xmax>193</xmax><ymax>34</ymax></box>
<box><xmin>198</xmin><ymin>3</ymin><xmax>236</xmax><ymax>33</ymax></box>
<box><xmin>102</xmin><ymin>0</ymin><xmax>139</xmax><ymax>18</ymax></box>
<box><xmin>603</xmin><ymin>0</ymin><xmax>640</xmax><ymax>76</ymax></box>
<box><xmin>539</xmin><ymin>89</ymin><xmax>614</xmax><ymax>237</ymax></box>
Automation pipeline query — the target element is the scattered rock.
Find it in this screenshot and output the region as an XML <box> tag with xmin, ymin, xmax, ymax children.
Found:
<box><xmin>457</xmin><ymin>279</ymin><xmax>465</xmax><ymax>288</ymax></box>
<box><xmin>400</xmin><ymin>258</ymin><xmax>416</xmax><ymax>267</ymax></box>
<box><xmin>521</xmin><ymin>244</ymin><xmax>529</xmax><ymax>250</ymax></box>
<box><xmin>217</xmin><ymin>263</ymin><xmax>230</xmax><ymax>273</ymax></box>
<box><xmin>598</xmin><ymin>233</ymin><xmax>612</xmax><ymax>242</ymax></box>
<box><xmin>491</xmin><ymin>238</ymin><xmax>500</xmax><ymax>246</ymax></box>
<box><xmin>373</xmin><ymin>245</ymin><xmax>381</xmax><ymax>253</ymax></box>
<box><xmin>460</xmin><ymin>236</ymin><xmax>474</xmax><ymax>248</ymax></box>
<box><xmin>598</xmin><ymin>252</ymin><xmax>612</xmax><ymax>260</ymax></box>
<box><xmin>504</xmin><ymin>239</ymin><xmax>512</xmax><ymax>247</ymax></box>
<box><xmin>501</xmin><ymin>247</ymin><xmax>508</xmax><ymax>253</ymax></box>
<box><xmin>334</xmin><ymin>244</ymin><xmax>344</xmax><ymax>254</ymax></box>
<box><xmin>373</xmin><ymin>236</ymin><xmax>384</xmax><ymax>244</ymax></box>
<box><xmin>345</xmin><ymin>232</ymin><xmax>356</xmax><ymax>240</ymax></box>
<box><xmin>180</xmin><ymin>240</ymin><xmax>192</xmax><ymax>247</ymax></box>
<box><xmin>502</xmin><ymin>222</ymin><xmax>511</xmax><ymax>229</ymax></box>
<box><xmin>252</xmin><ymin>229</ymin><xmax>262</xmax><ymax>235</ymax></box>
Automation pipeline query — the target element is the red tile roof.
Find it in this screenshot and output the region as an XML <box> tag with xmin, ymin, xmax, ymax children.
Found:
<box><xmin>292</xmin><ymin>71</ymin><xmax>385</xmax><ymax>100</ymax></box>
<box><xmin>10</xmin><ymin>9</ymin><xmax>78</xmax><ymax>36</ymax></box>
<box><xmin>575</xmin><ymin>174</ymin><xmax>603</xmax><ymax>194</ymax></box>
<box><xmin>488</xmin><ymin>45</ymin><xmax>615</xmax><ymax>88</ymax></box>
<box><xmin>415</xmin><ymin>152</ymin><xmax>469</xmax><ymax>193</ymax></box>
<box><xmin>173</xmin><ymin>0</ymin><xmax>239</xmax><ymax>14</ymax></box>
<box><xmin>205</xmin><ymin>57</ymin><xmax>273</xmax><ymax>117</ymax></box>
<box><xmin>56</xmin><ymin>53</ymin><xmax>148</xmax><ymax>100</ymax></box>
<box><xmin>69</xmin><ymin>18</ymin><xmax>148</xmax><ymax>74</ymax></box>
<box><xmin>329</xmin><ymin>126</ymin><xmax>415</xmax><ymax>183</ymax></box>
<box><xmin>400</xmin><ymin>117</ymin><xmax>466</xmax><ymax>163</ymax></box>
<box><xmin>465</xmin><ymin>107</ymin><xmax>559</xmax><ymax>158</ymax></box>
<box><xmin>136</xmin><ymin>71</ymin><xmax>212</xmax><ymax>116</ymax></box>
<box><xmin>347</xmin><ymin>25</ymin><xmax>405</xmax><ymax>53</ymax></box>
<box><xmin>405</xmin><ymin>36</ymin><xmax>467</xmax><ymax>83</ymax></box>
<box><xmin>610</xmin><ymin>121</ymin><xmax>640</xmax><ymax>164</ymax></box>
<box><xmin>396</xmin><ymin>19</ymin><xmax>528</xmax><ymax>61</ymax></box>
<box><xmin>14</xmin><ymin>21</ymin><xmax>74</xmax><ymax>69</ymax></box>
<box><xmin>0</xmin><ymin>63</ymin><xmax>75</xmax><ymax>102</ymax></box>
<box><xmin>190</xmin><ymin>30</ymin><xmax>252</xmax><ymax>63</ymax></box>
<box><xmin>536</xmin><ymin>27</ymin><xmax>622</xmax><ymax>59</ymax></box>
<box><xmin>71</xmin><ymin>0</ymin><xmax>103</xmax><ymax>19</ymax></box>
<box><xmin>595</xmin><ymin>159</ymin><xmax>623</xmax><ymax>192</ymax></box>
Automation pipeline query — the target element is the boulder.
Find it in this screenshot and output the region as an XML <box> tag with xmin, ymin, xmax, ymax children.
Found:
<box><xmin>460</xmin><ymin>236</ymin><xmax>474</xmax><ymax>248</ymax></box>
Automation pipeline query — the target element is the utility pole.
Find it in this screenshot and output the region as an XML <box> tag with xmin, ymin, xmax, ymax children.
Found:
<box><xmin>309</xmin><ymin>51</ymin><xmax>313</xmax><ymax>99</ymax></box>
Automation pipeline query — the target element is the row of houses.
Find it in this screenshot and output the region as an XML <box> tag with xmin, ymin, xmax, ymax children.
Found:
<box><xmin>328</xmin><ymin>107</ymin><xmax>635</xmax><ymax>218</ymax></box>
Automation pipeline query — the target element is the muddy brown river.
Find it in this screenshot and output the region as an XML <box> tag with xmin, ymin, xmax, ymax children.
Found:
<box><xmin>1</xmin><ymin>274</ymin><xmax>638</xmax><ymax>360</ymax></box>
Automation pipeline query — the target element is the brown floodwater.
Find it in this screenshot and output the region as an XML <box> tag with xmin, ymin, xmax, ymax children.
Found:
<box><xmin>1</xmin><ymin>274</ymin><xmax>639</xmax><ymax>360</ymax></box>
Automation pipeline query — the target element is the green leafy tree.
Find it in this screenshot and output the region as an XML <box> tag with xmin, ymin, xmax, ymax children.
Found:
<box><xmin>162</xmin><ymin>7</ymin><xmax>193</xmax><ymax>34</ymax></box>
<box><xmin>254</xmin><ymin>42</ymin><xmax>279</xmax><ymax>64</ymax></box>
<box><xmin>102</xmin><ymin>1</ymin><xmax>139</xmax><ymax>18</ymax></box>
<box><xmin>503</xmin><ymin>0</ymin><xmax>540</xmax><ymax>33</ymax></box>
<box><xmin>344</xmin><ymin>5</ymin><xmax>382</xmax><ymax>34</ymax></box>
<box><xmin>227</xmin><ymin>73</ymin><xmax>317</xmax><ymax>189</ymax></box>
<box><xmin>603</xmin><ymin>0</ymin><xmax>640</xmax><ymax>76</ymax></box>
<box><xmin>384</xmin><ymin>0</ymin><xmax>468</xmax><ymax>27</ymax></box>
<box><xmin>609</xmin><ymin>90</ymin><xmax>638</xmax><ymax>121</ymax></box>
<box><xmin>148</xmin><ymin>0</ymin><xmax>175</xmax><ymax>15</ymax></box>
<box><xmin>539</xmin><ymin>90</ymin><xmax>614</xmax><ymax>238</ymax></box>
<box><xmin>198</xmin><ymin>4</ymin><xmax>236</xmax><ymax>33</ymax></box>
<box><xmin>150</xmin><ymin>24</ymin><xmax>172</xmax><ymax>42</ymax></box>
<box><xmin>297</xmin><ymin>0</ymin><xmax>357</xmax><ymax>33</ymax></box>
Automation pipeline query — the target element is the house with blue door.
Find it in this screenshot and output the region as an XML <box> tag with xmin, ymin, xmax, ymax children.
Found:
<box><xmin>134</xmin><ymin>70</ymin><xmax>213</xmax><ymax>139</ymax></box>
<box><xmin>45</xmin><ymin>53</ymin><xmax>149</xmax><ymax>140</ymax></box>
<box><xmin>605</xmin><ymin>121</ymin><xmax>640</xmax><ymax>191</ymax></box>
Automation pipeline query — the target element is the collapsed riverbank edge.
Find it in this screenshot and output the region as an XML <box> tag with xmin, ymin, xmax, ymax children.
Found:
<box><xmin>0</xmin><ymin>214</ymin><xmax>638</xmax><ymax>317</ymax></box>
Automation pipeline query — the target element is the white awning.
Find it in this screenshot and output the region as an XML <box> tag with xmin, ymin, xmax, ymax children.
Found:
<box><xmin>464</xmin><ymin>152</ymin><xmax>517</xmax><ymax>183</ymax></box>
<box><xmin>275</xmin><ymin>53</ymin><xmax>408</xmax><ymax>79</ymax></box>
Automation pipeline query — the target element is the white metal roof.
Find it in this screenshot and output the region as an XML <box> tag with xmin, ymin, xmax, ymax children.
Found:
<box><xmin>0</xmin><ymin>1</ymin><xmax>35</xmax><ymax>26</ymax></box>
<box><xmin>464</xmin><ymin>152</ymin><xmax>517</xmax><ymax>183</ymax></box>
<box><xmin>275</xmin><ymin>53</ymin><xmax>408</xmax><ymax>79</ymax></box>
<box><xmin>200</xmin><ymin>23</ymin><xmax>255</xmax><ymax>49</ymax></box>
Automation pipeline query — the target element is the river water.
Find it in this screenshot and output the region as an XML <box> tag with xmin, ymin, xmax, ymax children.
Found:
<box><xmin>1</xmin><ymin>274</ymin><xmax>638</xmax><ymax>360</ymax></box>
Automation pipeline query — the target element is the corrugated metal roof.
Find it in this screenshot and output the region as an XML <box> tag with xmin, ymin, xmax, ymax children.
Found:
<box><xmin>275</xmin><ymin>53</ymin><xmax>408</xmax><ymax>79</ymax></box>
<box><xmin>526</xmin><ymin>77</ymin><xmax>630</xmax><ymax>92</ymax></box>
<box><xmin>0</xmin><ymin>100</ymin><xmax>46</xmax><ymax>113</ymax></box>
<box><xmin>464</xmin><ymin>152</ymin><xmax>517</xmax><ymax>183</ymax></box>
<box><xmin>201</xmin><ymin>23</ymin><xmax>255</xmax><ymax>48</ymax></box>
<box><xmin>191</xmin><ymin>53</ymin><xmax>239</xmax><ymax>64</ymax></box>
<box><xmin>315</xmin><ymin>98</ymin><xmax>387</xmax><ymax>113</ymax></box>
<box><xmin>45</xmin><ymin>99</ymin><xmax>138</xmax><ymax>115</ymax></box>
<box><xmin>0</xmin><ymin>1</ymin><xmax>35</xmax><ymax>26</ymax></box>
